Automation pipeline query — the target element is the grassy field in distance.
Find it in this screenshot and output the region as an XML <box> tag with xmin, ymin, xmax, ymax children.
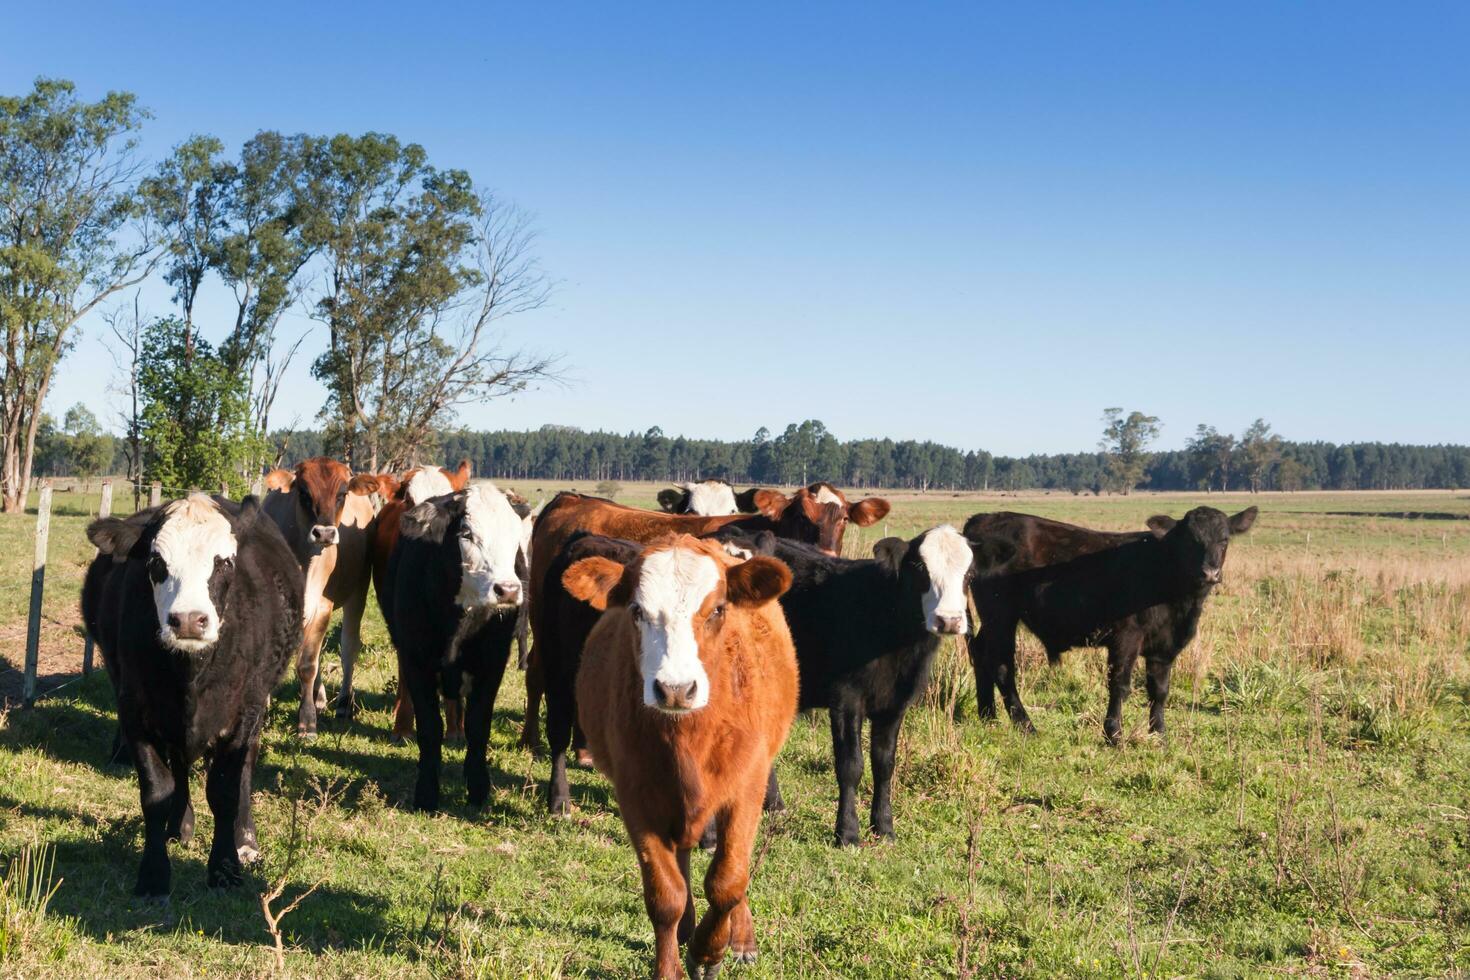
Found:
<box><xmin>1</xmin><ymin>481</ymin><xmax>1468</xmax><ymax>976</ymax></box>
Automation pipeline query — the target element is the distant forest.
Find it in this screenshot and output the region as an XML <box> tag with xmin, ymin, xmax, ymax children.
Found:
<box><xmin>264</xmin><ymin>421</ymin><xmax>1470</xmax><ymax>493</ymax></box>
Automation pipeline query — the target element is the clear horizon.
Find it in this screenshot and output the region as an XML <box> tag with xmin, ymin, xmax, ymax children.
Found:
<box><xmin>5</xmin><ymin>2</ymin><xmax>1467</xmax><ymax>456</ymax></box>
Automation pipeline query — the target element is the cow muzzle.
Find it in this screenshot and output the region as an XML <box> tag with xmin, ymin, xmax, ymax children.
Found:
<box><xmin>652</xmin><ymin>678</ymin><xmax>699</xmax><ymax>712</ymax></box>
<box><xmin>167</xmin><ymin>610</ymin><xmax>213</xmax><ymax>641</ymax></box>
<box><xmin>310</xmin><ymin>525</ymin><xmax>339</xmax><ymax>546</ymax></box>
<box><xmin>932</xmin><ymin>613</ymin><xmax>967</xmax><ymax>636</ymax></box>
<box><xmin>492</xmin><ymin>580</ymin><xmax>522</xmax><ymax>605</ymax></box>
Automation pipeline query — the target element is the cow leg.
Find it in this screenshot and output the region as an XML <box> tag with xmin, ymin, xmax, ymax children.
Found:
<box><xmin>391</xmin><ymin>660</ymin><xmax>415</xmax><ymax>741</ymax></box>
<box><xmin>969</xmin><ymin>627</ymin><xmax>999</xmax><ymax>721</ymax></box>
<box><xmin>545</xmin><ymin>671</ymin><xmax>575</xmax><ymax>815</ymax></box>
<box><xmin>992</xmin><ymin>623</ymin><xmax>1034</xmax><ymax>733</ymax></box>
<box><xmin>728</xmin><ymin>896</ymin><xmax>758</xmax><ymax>964</ymax></box>
<box><xmin>868</xmin><ymin>709</ymin><xmax>904</xmax><ymax>840</ymax></box>
<box><xmin>205</xmin><ymin>742</ymin><xmax>248</xmax><ymax>888</ymax></box>
<box><xmin>444</xmin><ymin>695</ymin><xmax>464</xmax><ymax>743</ymax></box>
<box><xmin>1144</xmin><ymin>655</ymin><xmax>1174</xmax><ymax>741</ymax></box>
<box><xmin>763</xmin><ymin>766</ymin><xmax>784</xmax><ymax>813</ymax></box>
<box><xmin>464</xmin><ymin>637</ymin><xmax>511</xmax><ymax>807</ymax></box>
<box><xmin>165</xmin><ymin>748</ymin><xmax>194</xmax><ymax>846</ymax></box>
<box><xmin>831</xmin><ymin>708</ymin><xmax>865</xmax><ymax>847</ymax></box>
<box><xmin>296</xmin><ymin>602</ymin><xmax>332</xmax><ymax>736</ymax></box>
<box><xmin>334</xmin><ymin>586</ymin><xmax>367</xmax><ymax>718</ymax></box>
<box><xmin>515</xmin><ymin>601</ymin><xmax>530</xmax><ymax>670</ymax></box>
<box><xmin>131</xmin><ymin>737</ymin><xmax>176</xmax><ymax>898</ymax></box>
<box><xmin>676</xmin><ymin>847</ymin><xmax>696</xmax><ymax>944</ymax></box>
<box><xmin>519</xmin><ymin>648</ymin><xmax>544</xmax><ymax>754</ymax></box>
<box><xmin>1103</xmin><ymin>637</ymin><xmax>1141</xmax><ymax>746</ymax></box>
<box><xmin>631</xmin><ymin>827</ymin><xmax>687</xmax><ymax>980</ymax></box>
<box><xmin>235</xmin><ymin>737</ymin><xmax>262</xmax><ymax>864</ymax></box>
<box><xmin>689</xmin><ymin>780</ymin><xmax>760</xmax><ymax>977</ymax></box>
<box><xmin>404</xmin><ymin>659</ymin><xmax>443</xmax><ymax>812</ymax></box>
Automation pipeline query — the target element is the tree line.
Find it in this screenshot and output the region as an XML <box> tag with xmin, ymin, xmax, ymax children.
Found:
<box><xmin>1</xmin><ymin>78</ymin><xmax>554</xmax><ymax>510</ymax></box>
<box><xmin>257</xmin><ymin>418</ymin><xmax>1470</xmax><ymax>493</ymax></box>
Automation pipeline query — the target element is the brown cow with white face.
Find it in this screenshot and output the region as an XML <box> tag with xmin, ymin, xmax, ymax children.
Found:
<box><xmin>261</xmin><ymin>458</ymin><xmax>379</xmax><ymax>735</ymax></box>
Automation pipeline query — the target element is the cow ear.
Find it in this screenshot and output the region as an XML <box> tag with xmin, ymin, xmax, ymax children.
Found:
<box><xmin>372</xmin><ymin>474</ymin><xmax>400</xmax><ymax>499</ymax></box>
<box><xmin>562</xmin><ymin>556</ymin><xmax>629</xmax><ymax>611</ymax></box>
<box><xmin>347</xmin><ymin>474</ymin><xmax>379</xmax><ymax>496</ymax></box>
<box><xmin>725</xmin><ymin>556</ymin><xmax>791</xmax><ymax>608</ymax></box>
<box><xmin>873</xmin><ymin>537</ymin><xmax>906</xmax><ymax>575</ymax></box>
<box><xmin>264</xmin><ymin>468</ymin><xmax>294</xmax><ymax>492</ymax></box>
<box><xmin>849</xmin><ymin>497</ymin><xmax>890</xmax><ymax>526</ymax></box>
<box><xmin>401</xmin><ymin>500</ymin><xmax>451</xmax><ymax>543</ymax></box>
<box><xmin>656</xmin><ymin>488</ymin><xmax>684</xmax><ymax>512</ymax></box>
<box><xmin>731</xmin><ymin>487</ymin><xmax>760</xmax><ymax>513</ymax></box>
<box><xmin>1229</xmin><ymin>506</ymin><xmax>1258</xmax><ymax>535</ymax></box>
<box><xmin>753</xmin><ymin>530</ymin><xmax>778</xmax><ymax>556</ymax></box>
<box><xmin>748</xmin><ymin>489</ymin><xmax>788</xmax><ymax>519</ymax></box>
<box><xmin>236</xmin><ymin>495</ymin><xmax>262</xmax><ymax>526</ymax></box>
<box><xmin>88</xmin><ymin>516</ymin><xmax>145</xmax><ymax>561</ymax></box>
<box><xmin>1146</xmin><ymin>515</ymin><xmax>1176</xmax><ymax>538</ymax></box>
<box><xmin>450</xmin><ymin>459</ymin><xmax>472</xmax><ymax>489</ymax></box>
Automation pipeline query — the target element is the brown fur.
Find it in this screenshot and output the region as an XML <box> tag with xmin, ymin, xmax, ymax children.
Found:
<box><xmin>571</xmin><ymin>537</ymin><xmax>797</xmax><ymax>979</ymax></box>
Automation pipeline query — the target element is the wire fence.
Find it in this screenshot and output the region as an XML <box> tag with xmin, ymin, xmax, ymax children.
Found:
<box><xmin>10</xmin><ymin>477</ymin><xmax>265</xmax><ymax>707</ymax></box>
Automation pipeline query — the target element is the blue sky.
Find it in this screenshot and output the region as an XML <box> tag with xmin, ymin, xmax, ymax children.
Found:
<box><xmin>5</xmin><ymin>2</ymin><xmax>1467</xmax><ymax>454</ymax></box>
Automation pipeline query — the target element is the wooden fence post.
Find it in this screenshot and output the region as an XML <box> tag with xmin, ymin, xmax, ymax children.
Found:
<box><xmin>149</xmin><ymin>481</ymin><xmax>161</xmax><ymax>507</ymax></box>
<box><xmin>250</xmin><ymin>478</ymin><xmax>263</xmax><ymax>499</ymax></box>
<box><xmin>81</xmin><ymin>480</ymin><xmax>113</xmax><ymax>676</ymax></box>
<box><xmin>23</xmin><ymin>483</ymin><xmax>52</xmax><ymax>707</ymax></box>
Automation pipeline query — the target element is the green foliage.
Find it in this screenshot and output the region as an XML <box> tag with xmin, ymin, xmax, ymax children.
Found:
<box><xmin>139</xmin><ymin>316</ymin><xmax>261</xmax><ymax>494</ymax></box>
<box><xmin>594</xmin><ymin>479</ymin><xmax>623</xmax><ymax>498</ymax></box>
<box><xmin>1099</xmin><ymin>407</ymin><xmax>1161</xmax><ymax>494</ymax></box>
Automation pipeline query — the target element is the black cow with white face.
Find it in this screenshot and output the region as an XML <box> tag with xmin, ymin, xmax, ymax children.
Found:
<box><xmin>81</xmin><ymin>494</ymin><xmax>303</xmax><ymax>898</ymax></box>
<box><xmin>964</xmin><ymin>505</ymin><xmax>1257</xmax><ymax>743</ymax></box>
<box><xmin>717</xmin><ymin>523</ymin><xmax>975</xmax><ymax>845</ymax></box>
<box><xmin>382</xmin><ymin>483</ymin><xmax>533</xmax><ymax>812</ymax></box>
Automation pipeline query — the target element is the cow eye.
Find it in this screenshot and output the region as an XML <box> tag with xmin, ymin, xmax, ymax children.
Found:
<box><xmin>146</xmin><ymin>554</ymin><xmax>167</xmax><ymax>580</ymax></box>
<box><xmin>628</xmin><ymin>603</ymin><xmax>644</xmax><ymax>622</ymax></box>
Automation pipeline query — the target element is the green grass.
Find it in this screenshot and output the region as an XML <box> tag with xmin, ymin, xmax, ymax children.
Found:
<box><xmin>2</xmin><ymin>485</ymin><xmax>1469</xmax><ymax>976</ymax></box>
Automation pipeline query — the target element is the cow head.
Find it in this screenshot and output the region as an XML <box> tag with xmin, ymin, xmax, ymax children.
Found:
<box><xmin>780</xmin><ymin>484</ymin><xmax>891</xmax><ymax>556</ymax></box>
<box><xmin>657</xmin><ymin>479</ymin><xmax>739</xmax><ymax>516</ymax></box>
<box><xmin>88</xmin><ymin>494</ymin><xmax>257</xmax><ymax>653</ymax></box>
<box><xmin>401</xmin><ymin>483</ymin><xmax>532</xmax><ymax>610</ymax></box>
<box><xmin>563</xmin><ymin>535</ymin><xmax>791</xmax><ymax>714</ymax></box>
<box><xmin>398</xmin><ymin>458</ymin><xmax>472</xmax><ymax>505</ymax></box>
<box><xmin>873</xmin><ymin>524</ymin><xmax>975</xmax><ymax>635</ymax></box>
<box><xmin>267</xmin><ymin>457</ymin><xmax>377</xmax><ymax>548</ymax></box>
<box><xmin>1146</xmin><ymin>506</ymin><xmax>1257</xmax><ymax>589</ymax></box>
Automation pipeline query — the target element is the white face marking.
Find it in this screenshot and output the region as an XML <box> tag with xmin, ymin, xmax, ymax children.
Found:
<box><xmin>405</xmin><ymin>468</ymin><xmax>453</xmax><ymax>505</ymax></box>
<box><xmin>685</xmin><ymin>480</ymin><xmax>739</xmax><ymax>516</ymax></box>
<box><xmin>813</xmin><ymin>485</ymin><xmax>845</xmax><ymax>508</ymax></box>
<box><xmin>455</xmin><ymin>483</ymin><xmax>528</xmax><ymax>610</ymax></box>
<box><xmin>917</xmin><ymin>525</ymin><xmax>973</xmax><ymax>635</ymax></box>
<box><xmin>150</xmin><ymin>495</ymin><xmax>237</xmax><ymax>652</ymax></box>
<box><xmin>721</xmin><ymin>541</ymin><xmax>754</xmax><ymax>561</ymax></box>
<box><xmin>631</xmin><ymin>548</ymin><xmax>719</xmax><ymax>712</ymax></box>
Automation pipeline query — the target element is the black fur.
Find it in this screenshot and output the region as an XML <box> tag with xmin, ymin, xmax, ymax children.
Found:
<box><xmin>719</xmin><ymin>527</ymin><xmax>969</xmax><ymax>845</ymax></box>
<box><xmin>383</xmin><ymin>490</ymin><xmax>522</xmax><ymax>812</ymax></box>
<box><xmin>964</xmin><ymin>506</ymin><xmax>1257</xmax><ymax>743</ymax></box>
<box><xmin>80</xmin><ymin>497</ymin><xmax>303</xmax><ymax>897</ymax></box>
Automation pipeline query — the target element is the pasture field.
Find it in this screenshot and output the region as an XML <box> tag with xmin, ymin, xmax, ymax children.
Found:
<box><xmin>2</xmin><ymin>484</ymin><xmax>1469</xmax><ymax>977</ymax></box>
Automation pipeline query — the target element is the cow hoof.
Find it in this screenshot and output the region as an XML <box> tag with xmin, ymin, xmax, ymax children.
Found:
<box><xmin>549</xmin><ymin>797</ymin><xmax>571</xmax><ymax>817</ymax></box>
<box><xmin>334</xmin><ymin>701</ymin><xmax>357</xmax><ymax>720</ymax></box>
<box><xmin>732</xmin><ymin>948</ymin><xmax>757</xmax><ymax>964</ymax></box>
<box><xmin>237</xmin><ymin>843</ymin><xmax>261</xmax><ymax>864</ymax></box>
<box><xmin>206</xmin><ymin>863</ymin><xmax>243</xmax><ymax>888</ymax></box>
<box><xmin>686</xmin><ymin>953</ymin><xmax>724</xmax><ymax>980</ymax></box>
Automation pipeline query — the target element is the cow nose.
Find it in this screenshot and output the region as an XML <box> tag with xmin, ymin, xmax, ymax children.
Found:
<box><xmin>311</xmin><ymin>525</ymin><xmax>338</xmax><ymax>545</ymax></box>
<box><xmin>653</xmin><ymin>679</ymin><xmax>698</xmax><ymax>710</ymax></box>
<box><xmin>1204</xmin><ymin>568</ymin><xmax>1221</xmax><ymax>584</ymax></box>
<box><xmin>934</xmin><ymin>614</ymin><xmax>966</xmax><ymax>635</ymax></box>
<box><xmin>167</xmin><ymin>611</ymin><xmax>211</xmax><ymax>639</ymax></box>
<box><xmin>493</xmin><ymin>581</ymin><xmax>521</xmax><ymax>604</ymax></box>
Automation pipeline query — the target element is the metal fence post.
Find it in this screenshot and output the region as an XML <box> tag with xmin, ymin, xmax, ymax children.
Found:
<box><xmin>81</xmin><ymin>480</ymin><xmax>112</xmax><ymax>676</ymax></box>
<box><xmin>23</xmin><ymin>483</ymin><xmax>52</xmax><ymax>707</ymax></box>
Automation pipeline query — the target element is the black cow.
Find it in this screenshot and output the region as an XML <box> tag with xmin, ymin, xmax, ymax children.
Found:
<box><xmin>655</xmin><ymin>478</ymin><xmax>768</xmax><ymax>516</ymax></box>
<box><xmin>81</xmin><ymin>494</ymin><xmax>303</xmax><ymax>897</ymax></box>
<box><xmin>719</xmin><ymin>524</ymin><xmax>975</xmax><ymax>845</ymax></box>
<box><xmin>964</xmin><ymin>506</ymin><xmax>1258</xmax><ymax>743</ymax></box>
<box><xmin>382</xmin><ymin>484</ymin><xmax>533</xmax><ymax>812</ymax></box>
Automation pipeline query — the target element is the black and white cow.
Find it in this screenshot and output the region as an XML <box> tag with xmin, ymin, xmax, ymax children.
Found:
<box><xmin>656</xmin><ymin>479</ymin><xmax>768</xmax><ymax>517</ymax></box>
<box><xmin>81</xmin><ymin>494</ymin><xmax>303</xmax><ymax>898</ymax></box>
<box><xmin>717</xmin><ymin>524</ymin><xmax>975</xmax><ymax>845</ymax></box>
<box><xmin>382</xmin><ymin>484</ymin><xmax>533</xmax><ymax>812</ymax></box>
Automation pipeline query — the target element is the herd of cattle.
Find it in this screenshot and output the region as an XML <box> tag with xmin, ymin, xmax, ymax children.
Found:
<box><xmin>79</xmin><ymin>463</ymin><xmax>1255</xmax><ymax>978</ymax></box>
